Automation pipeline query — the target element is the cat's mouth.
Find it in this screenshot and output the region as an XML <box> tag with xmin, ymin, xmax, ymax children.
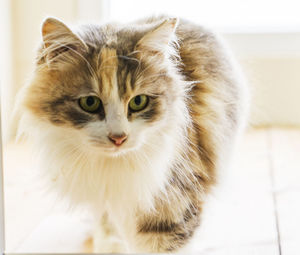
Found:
<box><xmin>89</xmin><ymin>139</ymin><xmax>135</xmax><ymax>155</ymax></box>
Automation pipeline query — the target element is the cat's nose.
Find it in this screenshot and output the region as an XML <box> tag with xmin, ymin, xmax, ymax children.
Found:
<box><xmin>108</xmin><ymin>133</ymin><xmax>128</xmax><ymax>146</ymax></box>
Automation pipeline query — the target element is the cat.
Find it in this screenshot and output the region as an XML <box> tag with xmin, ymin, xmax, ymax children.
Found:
<box><xmin>16</xmin><ymin>15</ymin><xmax>249</xmax><ymax>253</ymax></box>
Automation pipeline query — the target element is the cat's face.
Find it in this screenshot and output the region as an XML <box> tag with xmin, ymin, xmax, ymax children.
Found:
<box><xmin>23</xmin><ymin>17</ymin><xmax>186</xmax><ymax>156</ymax></box>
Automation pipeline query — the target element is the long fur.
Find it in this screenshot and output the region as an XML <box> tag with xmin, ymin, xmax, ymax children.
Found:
<box><xmin>16</xmin><ymin>15</ymin><xmax>249</xmax><ymax>253</ymax></box>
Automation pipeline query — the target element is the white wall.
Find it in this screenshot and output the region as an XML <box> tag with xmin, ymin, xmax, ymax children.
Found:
<box><xmin>241</xmin><ymin>57</ymin><xmax>300</xmax><ymax>127</ymax></box>
<box><xmin>225</xmin><ymin>33</ymin><xmax>300</xmax><ymax>127</ymax></box>
<box><xmin>0</xmin><ymin>0</ymin><xmax>14</xmax><ymax>141</ymax></box>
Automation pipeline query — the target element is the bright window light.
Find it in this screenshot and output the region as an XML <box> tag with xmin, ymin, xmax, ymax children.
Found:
<box><xmin>110</xmin><ymin>0</ymin><xmax>300</xmax><ymax>33</ymax></box>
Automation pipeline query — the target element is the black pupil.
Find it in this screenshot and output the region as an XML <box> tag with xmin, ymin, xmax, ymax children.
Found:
<box><xmin>135</xmin><ymin>96</ymin><xmax>141</xmax><ymax>105</ymax></box>
<box><xmin>86</xmin><ymin>97</ymin><xmax>95</xmax><ymax>106</ymax></box>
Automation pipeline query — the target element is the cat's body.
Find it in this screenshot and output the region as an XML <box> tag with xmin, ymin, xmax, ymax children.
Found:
<box><xmin>17</xmin><ymin>16</ymin><xmax>248</xmax><ymax>253</ymax></box>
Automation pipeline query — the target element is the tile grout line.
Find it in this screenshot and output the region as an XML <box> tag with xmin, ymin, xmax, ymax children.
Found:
<box><xmin>266</xmin><ymin>128</ymin><xmax>282</xmax><ymax>255</ymax></box>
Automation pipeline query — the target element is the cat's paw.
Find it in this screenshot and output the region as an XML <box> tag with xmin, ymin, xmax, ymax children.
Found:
<box><xmin>83</xmin><ymin>236</ymin><xmax>93</xmax><ymax>253</ymax></box>
<box><xmin>93</xmin><ymin>236</ymin><xmax>127</xmax><ymax>253</ymax></box>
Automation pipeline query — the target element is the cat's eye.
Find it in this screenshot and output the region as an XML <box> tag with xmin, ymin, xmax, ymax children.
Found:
<box><xmin>129</xmin><ymin>95</ymin><xmax>149</xmax><ymax>112</ymax></box>
<box><xmin>79</xmin><ymin>96</ymin><xmax>102</xmax><ymax>113</ymax></box>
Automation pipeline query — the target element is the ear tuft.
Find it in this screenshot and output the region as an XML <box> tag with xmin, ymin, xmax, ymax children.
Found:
<box><xmin>40</xmin><ymin>17</ymin><xmax>86</xmax><ymax>62</ymax></box>
<box><xmin>42</xmin><ymin>18</ymin><xmax>66</xmax><ymax>39</ymax></box>
<box><xmin>42</xmin><ymin>17</ymin><xmax>66</xmax><ymax>36</ymax></box>
<box><xmin>136</xmin><ymin>18</ymin><xmax>179</xmax><ymax>54</ymax></box>
<box><xmin>42</xmin><ymin>17</ymin><xmax>74</xmax><ymax>48</ymax></box>
<box><xmin>165</xmin><ymin>17</ymin><xmax>179</xmax><ymax>30</ymax></box>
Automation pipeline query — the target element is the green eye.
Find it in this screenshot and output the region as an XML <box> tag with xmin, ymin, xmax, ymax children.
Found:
<box><xmin>79</xmin><ymin>96</ymin><xmax>101</xmax><ymax>113</ymax></box>
<box><xmin>129</xmin><ymin>95</ymin><xmax>149</xmax><ymax>112</ymax></box>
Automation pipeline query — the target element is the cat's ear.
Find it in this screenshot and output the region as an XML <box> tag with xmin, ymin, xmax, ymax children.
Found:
<box><xmin>136</xmin><ymin>18</ymin><xmax>179</xmax><ymax>55</ymax></box>
<box><xmin>41</xmin><ymin>17</ymin><xmax>87</xmax><ymax>60</ymax></box>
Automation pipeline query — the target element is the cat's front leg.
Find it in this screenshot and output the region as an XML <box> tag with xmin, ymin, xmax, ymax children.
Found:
<box><xmin>93</xmin><ymin>212</ymin><xmax>128</xmax><ymax>253</ymax></box>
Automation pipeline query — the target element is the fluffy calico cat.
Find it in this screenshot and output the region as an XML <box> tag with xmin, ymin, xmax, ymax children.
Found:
<box><xmin>16</xmin><ymin>16</ymin><xmax>248</xmax><ymax>253</ymax></box>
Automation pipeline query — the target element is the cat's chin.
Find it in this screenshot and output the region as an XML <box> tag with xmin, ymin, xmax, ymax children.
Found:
<box><xmin>101</xmin><ymin>148</ymin><xmax>136</xmax><ymax>158</ymax></box>
<box><xmin>91</xmin><ymin>143</ymin><xmax>138</xmax><ymax>157</ymax></box>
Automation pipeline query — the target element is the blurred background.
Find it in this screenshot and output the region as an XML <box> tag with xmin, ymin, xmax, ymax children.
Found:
<box><xmin>0</xmin><ymin>0</ymin><xmax>300</xmax><ymax>254</ymax></box>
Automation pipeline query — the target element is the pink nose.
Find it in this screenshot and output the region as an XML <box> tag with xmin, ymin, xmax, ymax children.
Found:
<box><xmin>108</xmin><ymin>133</ymin><xmax>128</xmax><ymax>146</ymax></box>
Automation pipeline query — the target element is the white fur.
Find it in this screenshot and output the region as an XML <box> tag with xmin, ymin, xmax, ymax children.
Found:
<box><xmin>17</xmin><ymin>70</ymin><xmax>191</xmax><ymax>252</ymax></box>
<box><xmin>16</xmin><ymin>17</ymin><xmax>200</xmax><ymax>252</ymax></box>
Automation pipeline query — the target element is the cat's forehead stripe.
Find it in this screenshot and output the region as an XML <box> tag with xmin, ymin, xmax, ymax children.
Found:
<box><xmin>98</xmin><ymin>47</ymin><xmax>118</xmax><ymax>95</ymax></box>
<box><xmin>125</xmin><ymin>72</ymin><xmax>132</xmax><ymax>94</ymax></box>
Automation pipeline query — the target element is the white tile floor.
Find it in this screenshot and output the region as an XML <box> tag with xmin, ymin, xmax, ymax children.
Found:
<box><xmin>3</xmin><ymin>127</ymin><xmax>300</xmax><ymax>254</ymax></box>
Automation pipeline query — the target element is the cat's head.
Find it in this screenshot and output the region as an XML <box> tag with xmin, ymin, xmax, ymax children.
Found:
<box><xmin>20</xmin><ymin>17</ymin><xmax>189</xmax><ymax>157</ymax></box>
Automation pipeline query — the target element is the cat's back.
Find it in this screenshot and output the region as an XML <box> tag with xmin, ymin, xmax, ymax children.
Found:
<box><xmin>136</xmin><ymin>15</ymin><xmax>249</xmax><ymax>189</ymax></box>
<box><xmin>137</xmin><ymin>15</ymin><xmax>247</xmax><ymax>105</ymax></box>
<box><xmin>138</xmin><ymin>14</ymin><xmax>249</xmax><ymax>146</ymax></box>
<box><xmin>144</xmin><ymin>16</ymin><xmax>247</xmax><ymax>129</ymax></box>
